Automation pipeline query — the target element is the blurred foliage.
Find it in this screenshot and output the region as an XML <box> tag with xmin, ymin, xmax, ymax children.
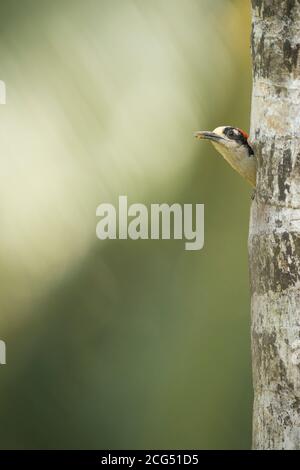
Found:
<box><xmin>0</xmin><ymin>0</ymin><xmax>252</xmax><ymax>449</ymax></box>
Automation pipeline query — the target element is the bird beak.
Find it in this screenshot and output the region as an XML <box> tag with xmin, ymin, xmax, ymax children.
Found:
<box><xmin>194</xmin><ymin>131</ymin><xmax>224</xmax><ymax>143</ymax></box>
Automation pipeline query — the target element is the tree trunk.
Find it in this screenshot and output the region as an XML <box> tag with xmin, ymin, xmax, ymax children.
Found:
<box><xmin>249</xmin><ymin>0</ymin><xmax>300</xmax><ymax>449</ymax></box>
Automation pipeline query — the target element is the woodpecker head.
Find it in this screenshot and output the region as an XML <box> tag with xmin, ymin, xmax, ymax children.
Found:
<box><xmin>194</xmin><ymin>126</ymin><xmax>256</xmax><ymax>187</ymax></box>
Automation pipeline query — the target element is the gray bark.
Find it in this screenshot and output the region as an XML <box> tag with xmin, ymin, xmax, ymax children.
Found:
<box><xmin>250</xmin><ymin>0</ymin><xmax>300</xmax><ymax>449</ymax></box>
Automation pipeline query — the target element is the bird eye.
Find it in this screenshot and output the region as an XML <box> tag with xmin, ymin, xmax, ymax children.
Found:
<box><xmin>227</xmin><ymin>129</ymin><xmax>235</xmax><ymax>139</ymax></box>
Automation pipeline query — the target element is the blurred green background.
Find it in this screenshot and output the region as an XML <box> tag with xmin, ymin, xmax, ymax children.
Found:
<box><xmin>0</xmin><ymin>0</ymin><xmax>253</xmax><ymax>449</ymax></box>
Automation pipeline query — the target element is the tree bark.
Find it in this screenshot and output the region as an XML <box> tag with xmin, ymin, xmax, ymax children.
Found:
<box><xmin>249</xmin><ymin>0</ymin><xmax>300</xmax><ymax>449</ymax></box>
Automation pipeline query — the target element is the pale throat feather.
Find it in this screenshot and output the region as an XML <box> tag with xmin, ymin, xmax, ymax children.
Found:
<box><xmin>212</xmin><ymin>141</ymin><xmax>256</xmax><ymax>187</ymax></box>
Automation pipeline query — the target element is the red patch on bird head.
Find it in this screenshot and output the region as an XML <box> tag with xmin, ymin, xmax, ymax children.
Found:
<box><xmin>238</xmin><ymin>128</ymin><xmax>249</xmax><ymax>140</ymax></box>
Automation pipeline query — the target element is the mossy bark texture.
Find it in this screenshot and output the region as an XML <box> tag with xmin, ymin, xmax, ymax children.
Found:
<box><xmin>250</xmin><ymin>0</ymin><xmax>300</xmax><ymax>449</ymax></box>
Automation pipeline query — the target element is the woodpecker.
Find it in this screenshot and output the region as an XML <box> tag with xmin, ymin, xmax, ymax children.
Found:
<box><xmin>194</xmin><ymin>126</ymin><xmax>256</xmax><ymax>187</ymax></box>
